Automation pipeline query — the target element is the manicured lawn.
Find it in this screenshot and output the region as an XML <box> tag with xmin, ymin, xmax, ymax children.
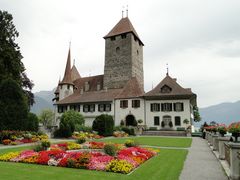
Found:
<box><xmin>0</xmin><ymin>148</ymin><xmax>187</xmax><ymax>180</ymax></box>
<box><xmin>0</xmin><ymin>137</ymin><xmax>190</xmax><ymax>180</ymax></box>
<box><xmin>97</xmin><ymin>136</ymin><xmax>192</xmax><ymax>148</ymax></box>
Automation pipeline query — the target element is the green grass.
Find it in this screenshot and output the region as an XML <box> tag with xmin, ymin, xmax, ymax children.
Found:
<box><xmin>97</xmin><ymin>136</ymin><xmax>192</xmax><ymax>148</ymax></box>
<box><xmin>0</xmin><ymin>137</ymin><xmax>190</xmax><ymax>180</ymax></box>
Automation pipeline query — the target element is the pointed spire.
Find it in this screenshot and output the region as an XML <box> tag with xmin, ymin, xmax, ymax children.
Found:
<box><xmin>60</xmin><ymin>47</ymin><xmax>73</xmax><ymax>85</ymax></box>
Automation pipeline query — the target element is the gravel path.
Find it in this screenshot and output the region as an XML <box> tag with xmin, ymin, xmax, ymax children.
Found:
<box><xmin>180</xmin><ymin>137</ymin><xmax>228</xmax><ymax>180</ymax></box>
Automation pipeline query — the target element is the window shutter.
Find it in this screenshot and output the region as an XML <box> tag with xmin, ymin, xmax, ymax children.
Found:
<box><xmin>181</xmin><ymin>103</ymin><xmax>184</xmax><ymax>111</ymax></box>
<box><xmin>174</xmin><ymin>103</ymin><xmax>176</xmax><ymax>111</ymax></box>
<box><xmin>170</xmin><ymin>103</ymin><xmax>172</xmax><ymax>111</ymax></box>
<box><xmin>151</xmin><ymin>104</ymin><xmax>153</xmax><ymax>112</ymax></box>
<box><xmin>98</xmin><ymin>104</ymin><xmax>100</xmax><ymax>111</ymax></box>
<box><xmin>109</xmin><ymin>104</ymin><xmax>111</xmax><ymax>111</ymax></box>
<box><xmin>158</xmin><ymin>104</ymin><xmax>160</xmax><ymax>111</ymax></box>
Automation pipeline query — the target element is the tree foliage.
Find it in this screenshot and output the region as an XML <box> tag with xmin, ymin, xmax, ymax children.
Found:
<box><xmin>193</xmin><ymin>106</ymin><xmax>201</xmax><ymax>122</ymax></box>
<box><xmin>39</xmin><ymin>109</ymin><xmax>54</xmax><ymax>127</ymax></box>
<box><xmin>26</xmin><ymin>112</ymin><xmax>39</xmax><ymax>132</ymax></box>
<box><xmin>0</xmin><ymin>78</ymin><xmax>28</xmax><ymax>130</ymax></box>
<box><xmin>92</xmin><ymin>114</ymin><xmax>114</xmax><ymax>136</ymax></box>
<box><xmin>54</xmin><ymin>110</ymin><xmax>84</xmax><ymax>138</ymax></box>
<box><xmin>0</xmin><ymin>10</ymin><xmax>34</xmax><ymax>106</ymax></box>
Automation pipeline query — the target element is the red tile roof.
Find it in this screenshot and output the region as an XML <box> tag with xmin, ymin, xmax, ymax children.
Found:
<box><xmin>71</xmin><ymin>65</ymin><xmax>81</xmax><ymax>81</ymax></box>
<box><xmin>116</xmin><ymin>77</ymin><xmax>144</xmax><ymax>99</ymax></box>
<box><xmin>55</xmin><ymin>76</ymin><xmax>145</xmax><ymax>105</ymax></box>
<box><xmin>104</xmin><ymin>17</ymin><xmax>144</xmax><ymax>45</ymax></box>
<box><xmin>144</xmin><ymin>74</ymin><xmax>196</xmax><ymax>99</ymax></box>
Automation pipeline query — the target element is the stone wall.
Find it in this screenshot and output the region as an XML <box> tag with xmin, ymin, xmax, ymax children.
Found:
<box><xmin>103</xmin><ymin>33</ymin><xmax>143</xmax><ymax>90</ymax></box>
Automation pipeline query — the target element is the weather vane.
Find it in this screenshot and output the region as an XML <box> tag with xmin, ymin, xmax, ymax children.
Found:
<box><xmin>166</xmin><ymin>63</ymin><xmax>169</xmax><ymax>76</ymax></box>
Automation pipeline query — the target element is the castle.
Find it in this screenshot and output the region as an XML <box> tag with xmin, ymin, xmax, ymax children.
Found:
<box><xmin>53</xmin><ymin>15</ymin><xmax>197</xmax><ymax>130</ymax></box>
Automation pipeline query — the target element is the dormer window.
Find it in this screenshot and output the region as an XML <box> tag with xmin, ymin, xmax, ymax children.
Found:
<box><xmin>160</xmin><ymin>85</ymin><xmax>172</xmax><ymax>93</ymax></box>
<box><xmin>121</xmin><ymin>34</ymin><xmax>126</xmax><ymax>39</ymax></box>
<box><xmin>85</xmin><ymin>81</ymin><xmax>90</xmax><ymax>91</ymax></box>
<box><xmin>111</xmin><ymin>36</ymin><xmax>116</xmax><ymax>41</ymax></box>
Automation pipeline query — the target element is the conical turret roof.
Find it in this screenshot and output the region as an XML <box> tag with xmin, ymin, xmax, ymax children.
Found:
<box><xmin>104</xmin><ymin>17</ymin><xmax>144</xmax><ymax>45</ymax></box>
<box><xmin>60</xmin><ymin>48</ymin><xmax>73</xmax><ymax>85</ymax></box>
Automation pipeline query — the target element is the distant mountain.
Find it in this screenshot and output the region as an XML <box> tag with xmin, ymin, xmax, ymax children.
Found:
<box><xmin>194</xmin><ymin>100</ymin><xmax>240</xmax><ymax>127</ymax></box>
<box><xmin>30</xmin><ymin>90</ymin><xmax>55</xmax><ymax>115</ymax></box>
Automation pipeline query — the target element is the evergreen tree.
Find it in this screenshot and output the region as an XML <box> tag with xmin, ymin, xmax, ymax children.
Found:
<box><xmin>0</xmin><ymin>78</ymin><xmax>28</xmax><ymax>130</ymax></box>
<box><xmin>0</xmin><ymin>10</ymin><xmax>34</xmax><ymax>106</ymax></box>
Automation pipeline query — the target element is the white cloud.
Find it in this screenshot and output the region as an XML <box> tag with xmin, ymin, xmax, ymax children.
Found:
<box><xmin>1</xmin><ymin>0</ymin><xmax>240</xmax><ymax>107</ymax></box>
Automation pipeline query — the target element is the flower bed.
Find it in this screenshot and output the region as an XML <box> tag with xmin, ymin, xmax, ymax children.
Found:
<box><xmin>0</xmin><ymin>131</ymin><xmax>48</xmax><ymax>145</ymax></box>
<box><xmin>0</xmin><ymin>141</ymin><xmax>159</xmax><ymax>174</ymax></box>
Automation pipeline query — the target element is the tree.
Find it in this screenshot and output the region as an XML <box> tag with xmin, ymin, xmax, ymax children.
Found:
<box><xmin>26</xmin><ymin>112</ymin><xmax>39</xmax><ymax>132</ymax></box>
<box><xmin>0</xmin><ymin>78</ymin><xmax>28</xmax><ymax>130</ymax></box>
<box><xmin>39</xmin><ymin>109</ymin><xmax>54</xmax><ymax>128</ymax></box>
<box><xmin>54</xmin><ymin>110</ymin><xmax>84</xmax><ymax>138</ymax></box>
<box><xmin>0</xmin><ymin>10</ymin><xmax>34</xmax><ymax>107</ymax></box>
<box><xmin>193</xmin><ymin>106</ymin><xmax>201</xmax><ymax>122</ymax></box>
<box><xmin>92</xmin><ymin>114</ymin><xmax>114</xmax><ymax>136</ymax></box>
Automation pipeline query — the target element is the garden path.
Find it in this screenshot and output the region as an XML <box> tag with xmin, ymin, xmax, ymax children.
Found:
<box><xmin>180</xmin><ymin>137</ymin><xmax>228</xmax><ymax>180</ymax></box>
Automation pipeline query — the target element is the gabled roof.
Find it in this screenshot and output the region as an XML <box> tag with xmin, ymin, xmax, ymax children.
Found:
<box><xmin>144</xmin><ymin>74</ymin><xmax>196</xmax><ymax>99</ymax></box>
<box><xmin>71</xmin><ymin>65</ymin><xmax>81</xmax><ymax>81</ymax></box>
<box><xmin>104</xmin><ymin>17</ymin><xmax>144</xmax><ymax>45</ymax></box>
<box><xmin>116</xmin><ymin>77</ymin><xmax>144</xmax><ymax>99</ymax></box>
<box><xmin>60</xmin><ymin>48</ymin><xmax>73</xmax><ymax>85</ymax></box>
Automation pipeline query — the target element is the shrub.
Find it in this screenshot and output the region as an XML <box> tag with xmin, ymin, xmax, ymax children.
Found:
<box><xmin>41</xmin><ymin>140</ymin><xmax>51</xmax><ymax>150</ymax></box>
<box><xmin>76</xmin><ymin>137</ymin><xmax>86</xmax><ymax>144</ymax></box>
<box><xmin>161</xmin><ymin>121</ymin><xmax>165</xmax><ymax>128</ymax></box>
<box><xmin>26</xmin><ymin>113</ymin><xmax>39</xmax><ymax>132</ymax></box>
<box><xmin>120</xmin><ymin>120</ymin><xmax>125</xmax><ymax>126</ymax></box>
<box><xmin>33</xmin><ymin>144</ymin><xmax>44</xmax><ymax>152</ymax></box>
<box><xmin>92</xmin><ymin>114</ymin><xmax>114</xmax><ymax>136</ymax></box>
<box><xmin>75</xmin><ymin>125</ymin><xmax>92</xmax><ymax>132</ymax></box>
<box><xmin>137</xmin><ymin>119</ymin><xmax>143</xmax><ymax>124</ymax></box>
<box><xmin>54</xmin><ymin>110</ymin><xmax>84</xmax><ymax>138</ymax></box>
<box><xmin>104</xmin><ymin>144</ymin><xmax>117</xmax><ymax>156</ymax></box>
<box><xmin>169</xmin><ymin>121</ymin><xmax>173</xmax><ymax>128</ymax></box>
<box><xmin>125</xmin><ymin>140</ymin><xmax>138</xmax><ymax>147</ymax></box>
<box><xmin>121</xmin><ymin>127</ymin><xmax>135</xmax><ymax>136</ymax></box>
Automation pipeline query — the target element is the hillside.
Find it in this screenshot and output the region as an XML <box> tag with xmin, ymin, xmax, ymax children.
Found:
<box><xmin>194</xmin><ymin>100</ymin><xmax>240</xmax><ymax>127</ymax></box>
<box><xmin>30</xmin><ymin>90</ymin><xmax>54</xmax><ymax>114</ymax></box>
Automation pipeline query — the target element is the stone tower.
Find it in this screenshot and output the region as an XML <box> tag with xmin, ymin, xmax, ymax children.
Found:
<box><xmin>103</xmin><ymin>17</ymin><xmax>144</xmax><ymax>90</ymax></box>
<box><xmin>59</xmin><ymin>48</ymin><xmax>74</xmax><ymax>100</ymax></box>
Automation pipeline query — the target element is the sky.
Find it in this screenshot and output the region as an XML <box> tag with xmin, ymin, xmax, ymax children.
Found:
<box><xmin>1</xmin><ymin>0</ymin><xmax>240</xmax><ymax>108</ymax></box>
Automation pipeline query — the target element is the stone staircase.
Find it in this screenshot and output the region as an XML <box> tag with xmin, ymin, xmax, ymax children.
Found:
<box><xmin>142</xmin><ymin>130</ymin><xmax>187</xmax><ymax>137</ymax></box>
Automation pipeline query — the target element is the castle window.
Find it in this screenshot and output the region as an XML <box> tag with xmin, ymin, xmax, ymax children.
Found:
<box><xmin>116</xmin><ymin>47</ymin><xmax>120</xmax><ymax>54</ymax></box>
<box><xmin>98</xmin><ymin>104</ymin><xmax>104</xmax><ymax>112</ymax></box>
<box><xmin>161</xmin><ymin>103</ymin><xmax>172</xmax><ymax>112</ymax></box>
<box><xmin>121</xmin><ymin>34</ymin><xmax>126</xmax><ymax>39</ymax></box>
<box><xmin>132</xmin><ymin>100</ymin><xmax>140</xmax><ymax>108</ymax></box>
<box><xmin>98</xmin><ymin>104</ymin><xmax>111</xmax><ymax>112</ymax></box>
<box><xmin>70</xmin><ymin>104</ymin><xmax>80</xmax><ymax>112</ymax></box>
<box><xmin>150</xmin><ymin>103</ymin><xmax>160</xmax><ymax>112</ymax></box>
<box><xmin>120</xmin><ymin>100</ymin><xmax>128</xmax><ymax>108</ymax></box>
<box><xmin>90</xmin><ymin>104</ymin><xmax>95</xmax><ymax>112</ymax></box>
<box><xmin>67</xmin><ymin>85</ymin><xmax>70</xmax><ymax>90</ymax></box>
<box><xmin>174</xmin><ymin>102</ymin><xmax>184</xmax><ymax>112</ymax></box>
<box><xmin>175</xmin><ymin>116</ymin><xmax>181</xmax><ymax>126</ymax></box>
<box><xmin>111</xmin><ymin>36</ymin><xmax>116</xmax><ymax>41</ymax></box>
<box><xmin>154</xmin><ymin>116</ymin><xmax>160</xmax><ymax>125</ymax></box>
<box><xmin>161</xmin><ymin>85</ymin><xmax>172</xmax><ymax>93</ymax></box>
<box><xmin>58</xmin><ymin>105</ymin><xmax>67</xmax><ymax>113</ymax></box>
